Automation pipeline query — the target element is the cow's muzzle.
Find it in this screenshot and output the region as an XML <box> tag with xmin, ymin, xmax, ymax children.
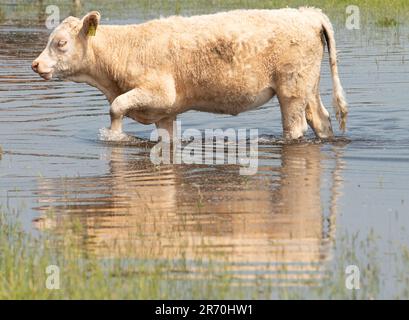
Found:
<box><xmin>31</xmin><ymin>60</ymin><xmax>53</xmax><ymax>80</ymax></box>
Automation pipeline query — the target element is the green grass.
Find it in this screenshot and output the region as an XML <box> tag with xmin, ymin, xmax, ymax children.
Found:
<box><xmin>0</xmin><ymin>209</ymin><xmax>235</xmax><ymax>299</ymax></box>
<box><xmin>1</xmin><ymin>207</ymin><xmax>409</xmax><ymax>299</ymax></box>
<box><xmin>1</xmin><ymin>0</ymin><xmax>409</xmax><ymax>28</ymax></box>
<box><xmin>376</xmin><ymin>17</ymin><xmax>399</xmax><ymax>27</ymax></box>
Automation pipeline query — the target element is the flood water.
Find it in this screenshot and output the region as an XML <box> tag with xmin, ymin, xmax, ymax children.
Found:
<box><xmin>1</xmin><ymin>18</ymin><xmax>409</xmax><ymax>297</ymax></box>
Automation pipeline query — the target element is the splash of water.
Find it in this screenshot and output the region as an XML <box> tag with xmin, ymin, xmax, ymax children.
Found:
<box><xmin>98</xmin><ymin>128</ymin><xmax>133</xmax><ymax>142</ymax></box>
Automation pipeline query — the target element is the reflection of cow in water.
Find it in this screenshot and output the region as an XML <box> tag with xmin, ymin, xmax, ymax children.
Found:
<box><xmin>33</xmin><ymin>143</ymin><xmax>344</xmax><ymax>284</ymax></box>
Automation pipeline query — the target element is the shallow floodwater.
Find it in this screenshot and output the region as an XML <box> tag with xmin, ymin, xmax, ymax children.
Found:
<box><xmin>1</xmin><ymin>20</ymin><xmax>409</xmax><ymax>297</ymax></box>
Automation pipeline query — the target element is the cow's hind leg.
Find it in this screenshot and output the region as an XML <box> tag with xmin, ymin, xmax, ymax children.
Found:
<box><xmin>305</xmin><ymin>83</ymin><xmax>334</xmax><ymax>139</ymax></box>
<box><xmin>277</xmin><ymin>94</ymin><xmax>308</xmax><ymax>140</ymax></box>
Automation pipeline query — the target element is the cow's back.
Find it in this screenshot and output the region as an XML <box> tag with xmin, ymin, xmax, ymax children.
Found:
<box><xmin>148</xmin><ymin>9</ymin><xmax>325</xmax><ymax>111</ymax></box>
<box><xmin>97</xmin><ymin>8</ymin><xmax>326</xmax><ymax>114</ymax></box>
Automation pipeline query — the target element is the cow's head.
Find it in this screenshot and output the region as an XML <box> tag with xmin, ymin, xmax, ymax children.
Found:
<box><xmin>32</xmin><ymin>11</ymin><xmax>100</xmax><ymax>80</ymax></box>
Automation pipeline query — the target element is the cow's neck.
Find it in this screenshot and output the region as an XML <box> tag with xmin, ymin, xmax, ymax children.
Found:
<box><xmin>79</xmin><ymin>26</ymin><xmax>132</xmax><ymax>103</ymax></box>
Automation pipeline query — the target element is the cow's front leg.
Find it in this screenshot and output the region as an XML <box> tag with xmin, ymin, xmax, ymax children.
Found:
<box><xmin>155</xmin><ymin>116</ymin><xmax>177</xmax><ymax>139</ymax></box>
<box><xmin>109</xmin><ymin>83</ymin><xmax>176</xmax><ymax>134</ymax></box>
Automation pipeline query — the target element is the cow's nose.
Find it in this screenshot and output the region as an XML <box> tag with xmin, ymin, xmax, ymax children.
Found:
<box><xmin>31</xmin><ymin>60</ymin><xmax>39</xmax><ymax>73</ymax></box>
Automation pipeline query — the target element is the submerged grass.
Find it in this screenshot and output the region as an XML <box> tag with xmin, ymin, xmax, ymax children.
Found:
<box><xmin>1</xmin><ymin>207</ymin><xmax>409</xmax><ymax>299</ymax></box>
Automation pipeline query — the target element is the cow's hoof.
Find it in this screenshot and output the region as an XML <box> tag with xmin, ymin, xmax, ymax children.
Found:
<box><xmin>98</xmin><ymin>127</ymin><xmax>130</xmax><ymax>142</ymax></box>
<box><xmin>316</xmin><ymin>129</ymin><xmax>334</xmax><ymax>140</ymax></box>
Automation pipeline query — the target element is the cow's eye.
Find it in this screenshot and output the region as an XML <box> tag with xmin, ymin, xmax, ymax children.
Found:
<box><xmin>57</xmin><ymin>40</ymin><xmax>67</xmax><ymax>48</ymax></box>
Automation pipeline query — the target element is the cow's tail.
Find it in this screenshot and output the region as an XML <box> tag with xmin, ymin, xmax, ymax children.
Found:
<box><xmin>321</xmin><ymin>13</ymin><xmax>348</xmax><ymax>131</ymax></box>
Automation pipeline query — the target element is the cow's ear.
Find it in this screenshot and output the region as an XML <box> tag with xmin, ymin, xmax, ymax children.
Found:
<box><xmin>81</xmin><ymin>11</ymin><xmax>100</xmax><ymax>37</ymax></box>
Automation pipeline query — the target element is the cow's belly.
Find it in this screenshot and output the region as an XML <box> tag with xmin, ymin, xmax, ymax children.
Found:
<box><xmin>245</xmin><ymin>87</ymin><xmax>276</xmax><ymax>111</ymax></box>
<box><xmin>125</xmin><ymin>109</ymin><xmax>164</xmax><ymax>125</ymax></box>
<box><xmin>192</xmin><ymin>87</ymin><xmax>275</xmax><ymax>115</ymax></box>
<box><xmin>125</xmin><ymin>87</ymin><xmax>275</xmax><ymax>124</ymax></box>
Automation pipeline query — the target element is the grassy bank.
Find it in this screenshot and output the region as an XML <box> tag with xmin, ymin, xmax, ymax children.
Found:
<box><xmin>0</xmin><ymin>0</ymin><xmax>408</xmax><ymax>27</ymax></box>
<box><xmin>1</xmin><ymin>208</ymin><xmax>409</xmax><ymax>299</ymax></box>
<box><xmin>0</xmin><ymin>209</ymin><xmax>236</xmax><ymax>299</ymax></box>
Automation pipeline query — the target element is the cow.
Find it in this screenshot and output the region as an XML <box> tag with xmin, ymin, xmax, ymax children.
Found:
<box><xmin>32</xmin><ymin>8</ymin><xmax>348</xmax><ymax>140</ymax></box>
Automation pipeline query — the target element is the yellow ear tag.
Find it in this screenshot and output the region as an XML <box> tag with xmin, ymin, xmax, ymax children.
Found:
<box><xmin>87</xmin><ymin>25</ymin><xmax>96</xmax><ymax>37</ymax></box>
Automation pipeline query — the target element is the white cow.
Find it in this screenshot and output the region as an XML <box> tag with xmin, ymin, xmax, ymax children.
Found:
<box><xmin>32</xmin><ymin>8</ymin><xmax>348</xmax><ymax>140</ymax></box>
